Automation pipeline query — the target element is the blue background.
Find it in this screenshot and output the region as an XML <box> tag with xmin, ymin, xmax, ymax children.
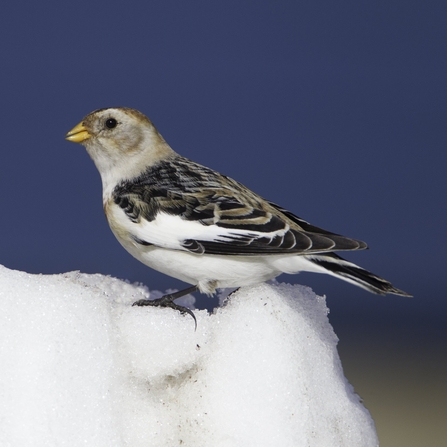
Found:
<box><xmin>1</xmin><ymin>2</ymin><xmax>445</xmax><ymax>443</ymax></box>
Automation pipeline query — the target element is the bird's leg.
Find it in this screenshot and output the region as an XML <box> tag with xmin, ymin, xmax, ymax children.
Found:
<box><xmin>132</xmin><ymin>285</ymin><xmax>199</xmax><ymax>329</ymax></box>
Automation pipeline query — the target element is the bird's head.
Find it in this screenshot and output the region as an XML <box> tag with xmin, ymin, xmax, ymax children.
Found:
<box><xmin>66</xmin><ymin>107</ymin><xmax>175</xmax><ymax>191</ymax></box>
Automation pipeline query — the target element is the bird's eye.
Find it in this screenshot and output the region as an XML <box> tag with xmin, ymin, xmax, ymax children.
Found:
<box><xmin>105</xmin><ymin>118</ymin><xmax>118</xmax><ymax>129</ymax></box>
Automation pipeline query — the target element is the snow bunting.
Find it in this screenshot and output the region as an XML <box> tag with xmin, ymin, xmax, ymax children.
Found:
<box><xmin>66</xmin><ymin>107</ymin><xmax>411</xmax><ymax>322</ymax></box>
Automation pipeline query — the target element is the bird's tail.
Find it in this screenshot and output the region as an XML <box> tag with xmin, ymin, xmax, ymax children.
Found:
<box><xmin>305</xmin><ymin>253</ymin><xmax>412</xmax><ymax>297</ymax></box>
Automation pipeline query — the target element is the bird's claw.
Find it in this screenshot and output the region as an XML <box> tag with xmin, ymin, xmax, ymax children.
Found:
<box><xmin>132</xmin><ymin>295</ymin><xmax>197</xmax><ymax>330</ymax></box>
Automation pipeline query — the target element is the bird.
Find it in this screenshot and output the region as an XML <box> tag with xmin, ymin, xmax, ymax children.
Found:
<box><xmin>66</xmin><ymin>107</ymin><xmax>411</xmax><ymax>325</ymax></box>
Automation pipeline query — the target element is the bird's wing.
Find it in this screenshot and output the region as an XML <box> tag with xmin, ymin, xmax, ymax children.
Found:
<box><xmin>110</xmin><ymin>158</ymin><xmax>367</xmax><ymax>255</ymax></box>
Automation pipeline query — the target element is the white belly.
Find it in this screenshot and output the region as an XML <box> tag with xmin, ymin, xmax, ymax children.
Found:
<box><xmin>124</xmin><ymin>242</ymin><xmax>283</xmax><ymax>293</ymax></box>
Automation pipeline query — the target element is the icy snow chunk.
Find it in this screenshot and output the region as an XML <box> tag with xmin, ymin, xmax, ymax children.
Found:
<box><xmin>0</xmin><ymin>267</ymin><xmax>121</xmax><ymax>446</ymax></box>
<box><xmin>0</xmin><ymin>265</ymin><xmax>378</xmax><ymax>446</ymax></box>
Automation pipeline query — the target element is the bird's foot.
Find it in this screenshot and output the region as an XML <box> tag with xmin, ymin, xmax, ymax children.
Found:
<box><xmin>132</xmin><ymin>285</ymin><xmax>198</xmax><ymax>330</ymax></box>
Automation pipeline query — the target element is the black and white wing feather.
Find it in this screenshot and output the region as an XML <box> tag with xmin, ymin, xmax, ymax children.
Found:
<box><xmin>111</xmin><ymin>156</ymin><xmax>368</xmax><ymax>256</ymax></box>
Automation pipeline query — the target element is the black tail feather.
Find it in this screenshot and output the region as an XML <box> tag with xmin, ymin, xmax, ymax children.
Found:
<box><xmin>307</xmin><ymin>253</ymin><xmax>412</xmax><ymax>297</ymax></box>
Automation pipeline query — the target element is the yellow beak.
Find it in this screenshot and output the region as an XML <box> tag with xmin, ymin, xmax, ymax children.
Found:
<box><xmin>65</xmin><ymin>122</ymin><xmax>92</xmax><ymax>143</ymax></box>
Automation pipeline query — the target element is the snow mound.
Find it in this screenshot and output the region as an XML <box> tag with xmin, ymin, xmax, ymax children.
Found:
<box><xmin>0</xmin><ymin>265</ymin><xmax>378</xmax><ymax>446</ymax></box>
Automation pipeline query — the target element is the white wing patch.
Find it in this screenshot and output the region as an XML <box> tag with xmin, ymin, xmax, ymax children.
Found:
<box><xmin>107</xmin><ymin>205</ymin><xmax>289</xmax><ymax>253</ymax></box>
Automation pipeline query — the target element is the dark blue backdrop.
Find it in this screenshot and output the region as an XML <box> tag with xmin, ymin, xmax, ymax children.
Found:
<box><xmin>1</xmin><ymin>1</ymin><xmax>445</xmax><ymax>410</ymax></box>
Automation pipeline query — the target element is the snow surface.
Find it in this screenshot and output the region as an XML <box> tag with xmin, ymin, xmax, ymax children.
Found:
<box><xmin>0</xmin><ymin>264</ymin><xmax>378</xmax><ymax>446</ymax></box>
